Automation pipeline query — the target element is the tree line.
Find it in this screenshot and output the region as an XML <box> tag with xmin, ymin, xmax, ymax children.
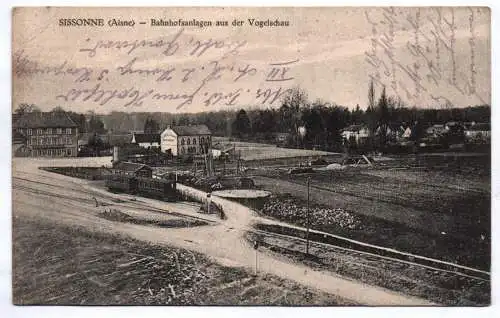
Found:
<box><xmin>14</xmin><ymin>82</ymin><xmax>490</xmax><ymax>152</ymax></box>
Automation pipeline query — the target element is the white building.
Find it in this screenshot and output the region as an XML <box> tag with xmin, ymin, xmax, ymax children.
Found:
<box><xmin>341</xmin><ymin>125</ymin><xmax>371</xmax><ymax>145</ymax></box>
<box><xmin>160</xmin><ymin>125</ymin><xmax>212</xmax><ymax>156</ymax></box>
<box><xmin>465</xmin><ymin>123</ymin><xmax>490</xmax><ymax>143</ymax></box>
<box><xmin>402</xmin><ymin>127</ymin><xmax>412</xmax><ymax>139</ymax></box>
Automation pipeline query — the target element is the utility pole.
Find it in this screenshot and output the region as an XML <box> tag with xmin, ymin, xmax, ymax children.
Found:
<box><xmin>253</xmin><ymin>240</ymin><xmax>259</xmax><ymax>276</ymax></box>
<box><xmin>306</xmin><ymin>177</ymin><xmax>310</xmax><ymax>256</ymax></box>
<box><xmin>236</xmin><ymin>150</ymin><xmax>241</xmax><ymax>175</ymax></box>
<box><xmin>175</xmin><ymin>155</ymin><xmax>178</xmax><ymax>182</ymax></box>
<box><xmin>207</xmin><ymin>192</ymin><xmax>211</xmax><ymax>214</ymax></box>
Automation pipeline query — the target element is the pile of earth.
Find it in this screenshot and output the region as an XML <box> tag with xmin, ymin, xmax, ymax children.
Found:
<box><xmin>262</xmin><ymin>195</ymin><xmax>360</xmax><ymax>230</ymax></box>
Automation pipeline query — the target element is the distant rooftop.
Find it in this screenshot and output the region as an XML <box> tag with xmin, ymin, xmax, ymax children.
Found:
<box><xmin>342</xmin><ymin>124</ymin><xmax>368</xmax><ymax>132</ymax></box>
<box><xmin>13</xmin><ymin>111</ymin><xmax>77</xmax><ymax>129</ymax></box>
<box><xmin>168</xmin><ymin>124</ymin><xmax>211</xmax><ymax>136</ymax></box>
<box><xmin>132</xmin><ymin>132</ymin><xmax>160</xmax><ymax>143</ymax></box>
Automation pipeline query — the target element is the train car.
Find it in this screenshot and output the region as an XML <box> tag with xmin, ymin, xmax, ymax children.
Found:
<box><xmin>136</xmin><ymin>177</ymin><xmax>177</xmax><ymax>202</ymax></box>
<box><xmin>105</xmin><ymin>174</ymin><xmax>138</xmax><ymax>194</ymax></box>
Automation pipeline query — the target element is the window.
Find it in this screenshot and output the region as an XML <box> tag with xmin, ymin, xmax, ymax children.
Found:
<box><xmin>187</xmin><ymin>138</ymin><xmax>191</xmax><ymax>145</ymax></box>
<box><xmin>47</xmin><ymin>128</ymin><xmax>52</xmax><ymax>135</ymax></box>
<box><xmin>200</xmin><ymin>137</ymin><xmax>205</xmax><ymax>144</ymax></box>
<box><xmin>66</xmin><ymin>128</ymin><xmax>72</xmax><ymax>134</ymax></box>
<box><xmin>193</xmin><ymin>138</ymin><xmax>197</xmax><ymax>145</ymax></box>
<box><xmin>181</xmin><ymin>138</ymin><xmax>185</xmax><ymax>145</ymax></box>
<box><xmin>37</xmin><ymin>129</ymin><xmax>43</xmax><ymax>135</ymax></box>
<box><xmin>67</xmin><ymin>149</ymin><xmax>72</xmax><ymax>156</ymax></box>
<box><xmin>57</xmin><ymin>128</ymin><xmax>62</xmax><ymax>134</ymax></box>
<box><xmin>27</xmin><ymin>129</ymin><xmax>32</xmax><ymax>135</ymax></box>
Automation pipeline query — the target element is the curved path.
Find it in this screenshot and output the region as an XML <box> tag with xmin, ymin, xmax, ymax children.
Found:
<box><xmin>12</xmin><ymin>157</ymin><xmax>435</xmax><ymax>306</ymax></box>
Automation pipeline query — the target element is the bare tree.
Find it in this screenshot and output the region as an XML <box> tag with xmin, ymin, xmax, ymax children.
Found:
<box><xmin>15</xmin><ymin>103</ymin><xmax>40</xmax><ymax>116</ymax></box>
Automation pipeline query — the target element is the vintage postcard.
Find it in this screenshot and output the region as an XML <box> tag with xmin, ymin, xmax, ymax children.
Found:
<box><xmin>12</xmin><ymin>7</ymin><xmax>490</xmax><ymax>306</ymax></box>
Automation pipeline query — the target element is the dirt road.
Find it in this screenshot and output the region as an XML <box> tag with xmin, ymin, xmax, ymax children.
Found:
<box><xmin>12</xmin><ymin>157</ymin><xmax>435</xmax><ymax>305</ymax></box>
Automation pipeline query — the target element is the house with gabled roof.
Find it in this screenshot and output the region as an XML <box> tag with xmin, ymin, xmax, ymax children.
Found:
<box><xmin>341</xmin><ymin>124</ymin><xmax>371</xmax><ymax>145</ymax></box>
<box><xmin>160</xmin><ymin>125</ymin><xmax>212</xmax><ymax>157</ymax></box>
<box><xmin>131</xmin><ymin>132</ymin><xmax>160</xmax><ymax>148</ymax></box>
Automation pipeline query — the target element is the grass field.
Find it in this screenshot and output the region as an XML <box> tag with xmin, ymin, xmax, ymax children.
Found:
<box><xmin>251</xmin><ymin>154</ymin><xmax>490</xmax><ymax>270</ymax></box>
<box><xmin>12</xmin><ymin>216</ymin><xmax>355</xmax><ymax>305</ymax></box>
<box><xmin>213</xmin><ymin>137</ymin><xmax>336</xmax><ymax>161</ymax></box>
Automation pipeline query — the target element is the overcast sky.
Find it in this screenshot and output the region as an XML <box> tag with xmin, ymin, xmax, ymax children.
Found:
<box><xmin>12</xmin><ymin>7</ymin><xmax>490</xmax><ymax>113</ymax></box>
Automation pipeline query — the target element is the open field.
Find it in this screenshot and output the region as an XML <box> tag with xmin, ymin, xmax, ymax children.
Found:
<box><xmin>253</xmin><ymin>177</ymin><xmax>489</xmax><ymax>269</ymax></box>
<box><xmin>249</xmin><ymin>154</ymin><xmax>490</xmax><ymax>270</ymax></box>
<box><xmin>13</xmin><ymin>217</ymin><xmax>353</xmax><ymax>305</ymax></box>
<box><xmin>213</xmin><ymin>137</ymin><xmax>337</xmax><ymax>161</ymax></box>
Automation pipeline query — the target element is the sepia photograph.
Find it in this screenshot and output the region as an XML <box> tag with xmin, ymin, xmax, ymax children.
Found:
<box><xmin>11</xmin><ymin>6</ymin><xmax>491</xmax><ymax>306</ymax></box>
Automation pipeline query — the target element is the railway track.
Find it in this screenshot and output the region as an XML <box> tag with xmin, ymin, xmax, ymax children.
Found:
<box><xmin>13</xmin><ymin>177</ymin><xmax>216</xmax><ymax>225</ymax></box>
<box><xmin>13</xmin><ymin>175</ymin><xmax>490</xmax><ymax>282</ymax></box>
<box><xmin>248</xmin><ymin>225</ymin><xmax>490</xmax><ymax>282</ymax></box>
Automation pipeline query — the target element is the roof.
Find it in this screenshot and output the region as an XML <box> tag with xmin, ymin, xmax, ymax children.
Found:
<box><xmin>468</xmin><ymin>123</ymin><xmax>490</xmax><ymax>131</ymax></box>
<box><xmin>13</xmin><ymin>111</ymin><xmax>77</xmax><ymax>129</ymax></box>
<box><xmin>342</xmin><ymin>124</ymin><xmax>368</xmax><ymax>132</ymax></box>
<box><xmin>388</xmin><ymin>124</ymin><xmax>405</xmax><ymax>131</ymax></box>
<box><xmin>113</xmin><ymin>161</ymin><xmax>152</xmax><ymax>172</ymax></box>
<box><xmin>426</xmin><ymin>124</ymin><xmax>446</xmax><ymax>132</ymax></box>
<box><xmin>169</xmin><ymin>124</ymin><xmax>211</xmax><ymax>136</ymax></box>
<box><xmin>133</xmin><ymin>133</ymin><xmax>160</xmax><ymax>143</ymax></box>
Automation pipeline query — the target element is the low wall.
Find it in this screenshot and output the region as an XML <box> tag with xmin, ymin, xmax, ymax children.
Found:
<box><xmin>176</xmin><ymin>184</ymin><xmax>225</xmax><ymax>219</ymax></box>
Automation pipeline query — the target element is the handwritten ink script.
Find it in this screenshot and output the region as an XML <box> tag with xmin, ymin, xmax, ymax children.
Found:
<box><xmin>364</xmin><ymin>7</ymin><xmax>488</xmax><ymax>107</ymax></box>
<box><xmin>13</xmin><ymin>27</ymin><xmax>297</xmax><ymax>110</ymax></box>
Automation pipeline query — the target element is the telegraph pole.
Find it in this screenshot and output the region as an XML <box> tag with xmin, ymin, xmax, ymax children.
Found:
<box><xmin>253</xmin><ymin>240</ymin><xmax>259</xmax><ymax>276</ymax></box>
<box><xmin>306</xmin><ymin>177</ymin><xmax>310</xmax><ymax>256</ymax></box>
<box><xmin>175</xmin><ymin>155</ymin><xmax>178</xmax><ymax>182</ymax></box>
